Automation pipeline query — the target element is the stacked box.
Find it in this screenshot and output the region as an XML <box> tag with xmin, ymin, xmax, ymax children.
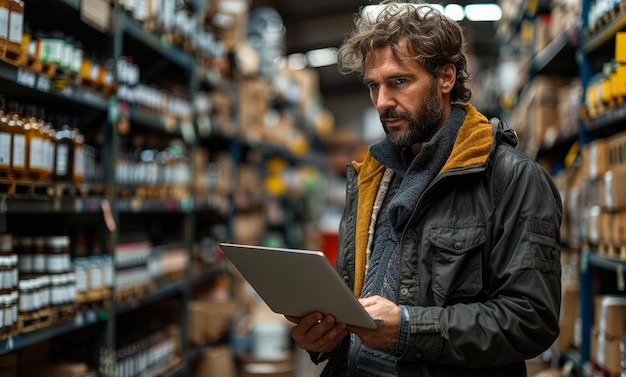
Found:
<box><xmin>592</xmin><ymin>296</ymin><xmax>626</xmax><ymax>374</ymax></box>
<box><xmin>238</xmin><ymin>78</ymin><xmax>271</xmax><ymax>143</ymax></box>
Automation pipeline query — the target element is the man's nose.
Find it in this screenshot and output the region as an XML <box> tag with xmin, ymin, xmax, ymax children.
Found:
<box><xmin>375</xmin><ymin>87</ymin><xmax>395</xmax><ymax>110</ymax></box>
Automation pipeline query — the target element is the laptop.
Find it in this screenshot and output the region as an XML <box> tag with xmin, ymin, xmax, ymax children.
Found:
<box><xmin>220</xmin><ymin>243</ymin><xmax>377</xmax><ymax>329</ymax></box>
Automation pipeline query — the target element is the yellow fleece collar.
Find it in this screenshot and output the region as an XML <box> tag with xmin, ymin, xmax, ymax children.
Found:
<box><xmin>351</xmin><ymin>103</ymin><xmax>493</xmax><ymax>297</ymax></box>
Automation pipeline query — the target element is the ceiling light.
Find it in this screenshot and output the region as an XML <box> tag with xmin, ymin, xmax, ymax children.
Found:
<box><xmin>464</xmin><ymin>3</ymin><xmax>502</xmax><ymax>21</ymax></box>
<box><xmin>306</xmin><ymin>48</ymin><xmax>338</xmax><ymax>68</ymax></box>
<box><xmin>444</xmin><ymin>4</ymin><xmax>465</xmax><ymax>21</ymax></box>
<box><xmin>362</xmin><ymin>4</ymin><xmax>444</xmax><ymax>22</ymax></box>
<box><xmin>287</xmin><ymin>53</ymin><xmax>307</xmax><ymax>70</ymax></box>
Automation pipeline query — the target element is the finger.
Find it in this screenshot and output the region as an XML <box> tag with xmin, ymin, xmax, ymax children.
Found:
<box><xmin>284</xmin><ymin>315</ymin><xmax>302</xmax><ymax>324</ymax></box>
<box><xmin>308</xmin><ymin>316</ymin><xmax>346</xmax><ymax>343</ymax></box>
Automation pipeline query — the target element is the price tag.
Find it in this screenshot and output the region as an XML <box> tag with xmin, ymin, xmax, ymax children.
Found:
<box><xmin>16</xmin><ymin>68</ymin><xmax>36</xmax><ymax>88</ymax></box>
<box><xmin>36</xmin><ymin>75</ymin><xmax>50</xmax><ymax>92</ymax></box>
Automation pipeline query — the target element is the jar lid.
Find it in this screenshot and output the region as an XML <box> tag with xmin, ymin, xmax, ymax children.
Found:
<box><xmin>46</xmin><ymin>236</ymin><xmax>70</xmax><ymax>248</ymax></box>
<box><xmin>17</xmin><ymin>237</ymin><xmax>33</xmax><ymax>247</ymax></box>
<box><xmin>0</xmin><ymin>234</ymin><xmax>12</xmax><ymax>252</ymax></box>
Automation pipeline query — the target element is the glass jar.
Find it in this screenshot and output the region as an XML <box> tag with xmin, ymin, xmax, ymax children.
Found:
<box><xmin>6</xmin><ymin>0</ymin><xmax>23</xmax><ymax>53</ymax></box>
<box><xmin>31</xmin><ymin>236</ymin><xmax>45</xmax><ymax>274</ymax></box>
<box><xmin>45</xmin><ymin>235</ymin><xmax>70</xmax><ymax>274</ymax></box>
<box><xmin>16</xmin><ymin>236</ymin><xmax>33</xmax><ymax>274</ymax></box>
<box><xmin>7</xmin><ymin>100</ymin><xmax>25</xmax><ymax>179</ymax></box>
<box><xmin>18</xmin><ymin>277</ymin><xmax>34</xmax><ymax>315</ymax></box>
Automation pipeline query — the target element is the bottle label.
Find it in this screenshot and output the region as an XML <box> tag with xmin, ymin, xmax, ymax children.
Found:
<box><xmin>0</xmin><ymin>8</ymin><xmax>8</xmax><ymax>40</ymax></box>
<box><xmin>30</xmin><ymin>137</ymin><xmax>43</xmax><ymax>170</ymax></box>
<box><xmin>0</xmin><ymin>132</ymin><xmax>10</xmax><ymax>167</ymax></box>
<box><xmin>47</xmin><ymin>38</ymin><xmax>63</xmax><ymax>64</ymax></box>
<box><xmin>8</xmin><ymin>11</ymin><xmax>23</xmax><ymax>44</ymax></box>
<box><xmin>12</xmin><ymin>134</ymin><xmax>25</xmax><ymax>168</ymax></box>
<box><xmin>56</xmin><ymin>143</ymin><xmax>69</xmax><ymax>176</ymax></box>
<box><xmin>74</xmin><ymin>145</ymin><xmax>84</xmax><ymax>178</ymax></box>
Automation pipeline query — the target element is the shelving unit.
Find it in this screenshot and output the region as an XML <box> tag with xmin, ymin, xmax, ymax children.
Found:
<box><xmin>0</xmin><ymin>0</ymin><xmax>334</xmax><ymax>375</ymax></box>
<box><xmin>498</xmin><ymin>0</ymin><xmax>626</xmax><ymax>375</ymax></box>
<box><xmin>0</xmin><ymin>0</ymin><xmax>243</xmax><ymax>375</ymax></box>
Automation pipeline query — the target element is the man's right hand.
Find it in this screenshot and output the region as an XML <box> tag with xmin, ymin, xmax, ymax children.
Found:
<box><xmin>285</xmin><ymin>312</ymin><xmax>349</xmax><ymax>353</ymax></box>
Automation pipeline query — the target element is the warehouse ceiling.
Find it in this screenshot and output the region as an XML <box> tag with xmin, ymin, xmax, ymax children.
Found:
<box><xmin>249</xmin><ymin>0</ymin><xmax>501</xmax><ymax>98</ymax></box>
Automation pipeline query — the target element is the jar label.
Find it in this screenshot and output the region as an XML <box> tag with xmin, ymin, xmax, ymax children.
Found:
<box><xmin>8</xmin><ymin>11</ymin><xmax>23</xmax><ymax>44</ymax></box>
<box><xmin>30</xmin><ymin>137</ymin><xmax>43</xmax><ymax>170</ymax></box>
<box><xmin>0</xmin><ymin>132</ymin><xmax>10</xmax><ymax>166</ymax></box>
<box><xmin>0</xmin><ymin>9</ymin><xmax>8</xmax><ymax>40</ymax></box>
<box><xmin>12</xmin><ymin>133</ymin><xmax>25</xmax><ymax>168</ymax></box>
<box><xmin>55</xmin><ymin>143</ymin><xmax>69</xmax><ymax>176</ymax></box>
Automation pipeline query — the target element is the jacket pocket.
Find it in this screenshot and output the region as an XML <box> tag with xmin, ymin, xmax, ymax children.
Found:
<box><xmin>430</xmin><ymin>224</ymin><xmax>486</xmax><ymax>301</ymax></box>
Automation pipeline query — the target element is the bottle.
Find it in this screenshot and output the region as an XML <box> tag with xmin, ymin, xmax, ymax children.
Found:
<box><xmin>72</xmin><ymin>126</ymin><xmax>83</xmax><ymax>183</ymax></box>
<box><xmin>53</xmin><ymin>115</ymin><xmax>74</xmax><ymax>181</ymax></box>
<box><xmin>23</xmin><ymin>104</ymin><xmax>45</xmax><ymax>181</ymax></box>
<box><xmin>0</xmin><ymin>96</ymin><xmax>12</xmax><ymax>177</ymax></box>
<box><xmin>36</xmin><ymin>107</ymin><xmax>52</xmax><ymax>181</ymax></box>
<box><xmin>7</xmin><ymin>101</ymin><xmax>25</xmax><ymax>179</ymax></box>
<box><xmin>6</xmin><ymin>0</ymin><xmax>23</xmax><ymax>53</ymax></box>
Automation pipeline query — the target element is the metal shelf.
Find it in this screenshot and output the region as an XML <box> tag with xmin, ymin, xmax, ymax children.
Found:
<box><xmin>588</xmin><ymin>251</ymin><xmax>626</xmax><ymax>271</ymax></box>
<box><xmin>0</xmin><ymin>308</ymin><xmax>106</xmax><ymax>355</ymax></box>
<box><xmin>121</xmin><ymin>13</ymin><xmax>193</xmax><ymax>71</ymax></box>
<box><xmin>0</xmin><ymin>61</ymin><xmax>109</xmax><ymax>111</ymax></box>
<box><xmin>582</xmin><ymin>13</ymin><xmax>626</xmax><ymax>54</ymax></box>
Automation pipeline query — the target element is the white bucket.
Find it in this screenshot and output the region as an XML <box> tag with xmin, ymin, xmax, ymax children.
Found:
<box><xmin>251</xmin><ymin>321</ymin><xmax>290</xmax><ymax>360</ymax></box>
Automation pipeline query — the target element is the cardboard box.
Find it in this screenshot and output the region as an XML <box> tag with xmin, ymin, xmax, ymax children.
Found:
<box><xmin>610</xmin><ymin>65</ymin><xmax>626</xmax><ymax>98</ymax></box>
<box><xmin>583</xmin><ymin>139</ymin><xmax>610</xmax><ymax>179</ymax></box>
<box><xmin>238</xmin><ymin>353</ymin><xmax>295</xmax><ymax>377</ymax></box>
<box><xmin>596</xmin><ymin>333</ymin><xmax>625</xmax><ymax>374</ymax></box>
<box><xmin>602</xmin><ymin>166</ymin><xmax>626</xmax><ymax>210</ymax></box>
<box><xmin>610</xmin><ymin>211</ymin><xmax>626</xmax><ymax>246</ymax></box>
<box><xmin>597</xmin><ymin>296</ymin><xmax>626</xmax><ymax>338</ymax></box>
<box><xmin>188</xmin><ymin>298</ymin><xmax>238</xmax><ymax>346</ymax></box>
<box><xmin>608</xmin><ymin>130</ymin><xmax>626</xmax><ymax>167</ymax></box>
<box><xmin>616</xmin><ymin>32</ymin><xmax>626</xmax><ymax>63</ymax></box>
<box><xmin>193</xmin><ymin>346</ymin><xmax>237</xmax><ymax>377</ymax></box>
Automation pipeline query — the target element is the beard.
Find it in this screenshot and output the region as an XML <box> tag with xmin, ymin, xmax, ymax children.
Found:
<box><xmin>381</xmin><ymin>80</ymin><xmax>443</xmax><ymax>146</ymax></box>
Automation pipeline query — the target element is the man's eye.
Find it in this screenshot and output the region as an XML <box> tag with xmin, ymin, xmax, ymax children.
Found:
<box><xmin>368</xmin><ymin>83</ymin><xmax>379</xmax><ymax>90</ymax></box>
<box><xmin>394</xmin><ymin>78</ymin><xmax>406</xmax><ymax>85</ymax></box>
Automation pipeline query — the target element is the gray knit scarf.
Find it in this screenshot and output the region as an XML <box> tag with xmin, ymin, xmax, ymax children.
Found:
<box><xmin>346</xmin><ymin>105</ymin><xmax>466</xmax><ymax>376</ymax></box>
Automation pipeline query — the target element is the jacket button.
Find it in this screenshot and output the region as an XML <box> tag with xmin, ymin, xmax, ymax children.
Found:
<box><xmin>400</xmin><ymin>288</ymin><xmax>409</xmax><ymax>296</ymax></box>
<box><xmin>343</xmin><ymin>276</ymin><xmax>350</xmax><ymax>283</ymax></box>
<box><xmin>454</xmin><ymin>242</ymin><xmax>462</xmax><ymax>250</ymax></box>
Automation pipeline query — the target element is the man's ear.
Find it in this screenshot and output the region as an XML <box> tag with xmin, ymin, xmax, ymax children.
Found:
<box><xmin>439</xmin><ymin>64</ymin><xmax>456</xmax><ymax>94</ymax></box>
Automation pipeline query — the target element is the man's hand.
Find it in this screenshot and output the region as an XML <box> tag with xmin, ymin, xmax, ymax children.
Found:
<box><xmin>349</xmin><ymin>295</ymin><xmax>402</xmax><ymax>349</ymax></box>
<box><xmin>285</xmin><ymin>312</ymin><xmax>349</xmax><ymax>353</ymax></box>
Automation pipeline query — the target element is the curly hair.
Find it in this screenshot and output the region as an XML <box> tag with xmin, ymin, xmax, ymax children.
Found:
<box><xmin>337</xmin><ymin>0</ymin><xmax>471</xmax><ymax>102</ymax></box>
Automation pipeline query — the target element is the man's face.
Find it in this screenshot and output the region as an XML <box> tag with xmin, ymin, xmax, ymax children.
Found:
<box><xmin>364</xmin><ymin>45</ymin><xmax>444</xmax><ymax>146</ymax></box>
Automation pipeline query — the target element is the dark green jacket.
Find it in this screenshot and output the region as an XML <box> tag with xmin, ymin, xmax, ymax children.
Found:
<box><xmin>318</xmin><ymin>103</ymin><xmax>562</xmax><ymax>377</ymax></box>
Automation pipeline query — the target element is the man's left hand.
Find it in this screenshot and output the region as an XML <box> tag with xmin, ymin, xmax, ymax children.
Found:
<box><xmin>349</xmin><ymin>295</ymin><xmax>401</xmax><ymax>349</ymax></box>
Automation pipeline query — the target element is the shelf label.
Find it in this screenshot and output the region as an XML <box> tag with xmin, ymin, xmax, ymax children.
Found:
<box><xmin>36</xmin><ymin>75</ymin><xmax>50</xmax><ymax>92</ymax></box>
<box><xmin>16</xmin><ymin>68</ymin><xmax>35</xmax><ymax>88</ymax></box>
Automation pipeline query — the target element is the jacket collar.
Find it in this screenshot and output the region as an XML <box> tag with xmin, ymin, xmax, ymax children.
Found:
<box><xmin>352</xmin><ymin>102</ymin><xmax>494</xmax><ymax>175</ymax></box>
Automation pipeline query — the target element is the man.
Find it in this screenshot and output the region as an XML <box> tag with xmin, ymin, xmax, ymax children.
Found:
<box><xmin>285</xmin><ymin>1</ymin><xmax>563</xmax><ymax>376</ymax></box>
